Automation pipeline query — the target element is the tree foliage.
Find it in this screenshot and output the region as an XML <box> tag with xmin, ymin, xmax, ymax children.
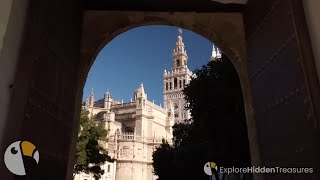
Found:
<box><xmin>74</xmin><ymin>109</ymin><xmax>112</xmax><ymax>180</ymax></box>
<box><xmin>152</xmin><ymin>55</ymin><xmax>251</xmax><ymax>180</ymax></box>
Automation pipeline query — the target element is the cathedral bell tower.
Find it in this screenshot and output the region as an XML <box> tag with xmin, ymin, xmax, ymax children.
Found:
<box><xmin>163</xmin><ymin>28</ymin><xmax>192</xmax><ymax>123</ymax></box>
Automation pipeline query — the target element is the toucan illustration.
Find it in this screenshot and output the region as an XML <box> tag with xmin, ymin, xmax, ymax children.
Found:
<box><xmin>204</xmin><ymin>162</ymin><xmax>219</xmax><ymax>180</ymax></box>
<box><xmin>4</xmin><ymin>141</ymin><xmax>39</xmax><ymax>176</ymax></box>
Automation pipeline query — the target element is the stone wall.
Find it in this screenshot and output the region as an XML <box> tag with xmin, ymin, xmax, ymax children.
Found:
<box><xmin>0</xmin><ymin>0</ymin><xmax>82</xmax><ymax>179</ymax></box>
<box><xmin>244</xmin><ymin>0</ymin><xmax>320</xmax><ymax>179</ymax></box>
<box><xmin>0</xmin><ymin>0</ymin><xmax>28</xmax><ymax>158</ymax></box>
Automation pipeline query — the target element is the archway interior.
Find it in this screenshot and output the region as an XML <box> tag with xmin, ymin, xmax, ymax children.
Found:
<box><xmin>77</xmin><ymin>25</ymin><xmax>251</xmax><ymax>179</ymax></box>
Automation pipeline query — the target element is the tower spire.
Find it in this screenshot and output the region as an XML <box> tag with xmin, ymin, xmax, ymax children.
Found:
<box><xmin>89</xmin><ymin>88</ymin><xmax>94</xmax><ymax>107</ymax></box>
<box><xmin>210</xmin><ymin>44</ymin><xmax>222</xmax><ymax>61</ymax></box>
<box><xmin>90</xmin><ymin>88</ymin><xmax>94</xmax><ymax>96</ymax></box>
<box><xmin>173</xmin><ymin>28</ymin><xmax>188</xmax><ymax>69</ymax></box>
<box><xmin>178</xmin><ymin>28</ymin><xmax>182</xmax><ymax>36</ymax></box>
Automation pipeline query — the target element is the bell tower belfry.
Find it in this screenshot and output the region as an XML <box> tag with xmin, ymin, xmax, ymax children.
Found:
<box><xmin>173</xmin><ymin>28</ymin><xmax>188</xmax><ymax>69</ymax></box>
<box><xmin>163</xmin><ymin>28</ymin><xmax>192</xmax><ymax>123</ymax></box>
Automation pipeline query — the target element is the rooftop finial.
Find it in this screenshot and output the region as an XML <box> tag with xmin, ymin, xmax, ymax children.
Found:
<box><xmin>178</xmin><ymin>28</ymin><xmax>183</xmax><ymax>36</ymax></box>
<box><xmin>163</xmin><ymin>64</ymin><xmax>168</xmax><ymax>75</ymax></box>
<box><xmin>89</xmin><ymin>88</ymin><xmax>94</xmax><ymax>107</ymax></box>
<box><xmin>211</xmin><ymin>44</ymin><xmax>222</xmax><ymax>61</ymax></box>
<box><xmin>90</xmin><ymin>88</ymin><xmax>94</xmax><ymax>96</ymax></box>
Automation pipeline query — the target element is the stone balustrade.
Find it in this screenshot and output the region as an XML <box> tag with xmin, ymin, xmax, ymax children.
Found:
<box><xmin>108</xmin><ymin>133</ymin><xmax>168</xmax><ymax>144</ymax></box>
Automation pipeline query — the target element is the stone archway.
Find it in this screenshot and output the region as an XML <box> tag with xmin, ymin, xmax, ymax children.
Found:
<box><xmin>77</xmin><ymin>10</ymin><xmax>259</xmax><ymax>178</ymax></box>
<box><xmin>1</xmin><ymin>0</ymin><xmax>319</xmax><ymax>180</ymax></box>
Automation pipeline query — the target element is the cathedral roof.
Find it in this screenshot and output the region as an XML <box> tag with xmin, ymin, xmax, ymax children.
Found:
<box><xmin>134</xmin><ymin>82</ymin><xmax>147</xmax><ymax>99</ymax></box>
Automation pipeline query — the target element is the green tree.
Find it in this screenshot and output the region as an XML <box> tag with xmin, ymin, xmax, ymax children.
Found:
<box><xmin>152</xmin><ymin>54</ymin><xmax>251</xmax><ymax>180</ymax></box>
<box><xmin>152</xmin><ymin>140</ymin><xmax>177</xmax><ymax>180</ymax></box>
<box><xmin>74</xmin><ymin>109</ymin><xmax>112</xmax><ymax>180</ymax></box>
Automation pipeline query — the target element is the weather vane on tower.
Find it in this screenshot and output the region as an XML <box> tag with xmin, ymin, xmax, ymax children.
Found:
<box><xmin>178</xmin><ymin>28</ymin><xmax>183</xmax><ymax>36</ymax></box>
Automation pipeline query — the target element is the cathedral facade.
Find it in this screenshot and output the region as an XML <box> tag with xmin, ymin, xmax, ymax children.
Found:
<box><xmin>74</xmin><ymin>29</ymin><xmax>212</xmax><ymax>180</ymax></box>
<box><xmin>74</xmin><ymin>83</ymin><xmax>174</xmax><ymax>180</ymax></box>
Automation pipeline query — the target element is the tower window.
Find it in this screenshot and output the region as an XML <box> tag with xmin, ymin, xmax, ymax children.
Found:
<box><xmin>166</xmin><ymin>82</ymin><xmax>168</xmax><ymax>91</ymax></box>
<box><xmin>170</xmin><ymin>82</ymin><xmax>172</xmax><ymax>90</ymax></box>
<box><xmin>174</xmin><ymin>78</ymin><xmax>177</xmax><ymax>89</ymax></box>
<box><xmin>183</xmin><ymin>80</ymin><xmax>186</xmax><ymax>86</ymax></box>
<box><xmin>179</xmin><ymin>80</ymin><xmax>182</xmax><ymax>88</ymax></box>
<box><xmin>177</xmin><ymin>59</ymin><xmax>180</xmax><ymax>67</ymax></box>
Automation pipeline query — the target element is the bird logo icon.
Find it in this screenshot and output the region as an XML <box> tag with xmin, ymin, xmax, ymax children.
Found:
<box><xmin>4</xmin><ymin>141</ymin><xmax>39</xmax><ymax>176</ymax></box>
<box><xmin>204</xmin><ymin>162</ymin><xmax>218</xmax><ymax>176</ymax></box>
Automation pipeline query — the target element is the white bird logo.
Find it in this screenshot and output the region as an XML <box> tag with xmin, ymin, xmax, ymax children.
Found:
<box><xmin>4</xmin><ymin>141</ymin><xmax>39</xmax><ymax>176</ymax></box>
<box><xmin>204</xmin><ymin>162</ymin><xmax>218</xmax><ymax>176</ymax></box>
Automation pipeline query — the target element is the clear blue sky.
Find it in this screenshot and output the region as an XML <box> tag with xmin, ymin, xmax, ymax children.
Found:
<box><xmin>83</xmin><ymin>25</ymin><xmax>213</xmax><ymax>106</ymax></box>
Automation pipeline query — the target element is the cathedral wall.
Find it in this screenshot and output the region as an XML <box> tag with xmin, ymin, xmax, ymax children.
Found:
<box><xmin>118</xmin><ymin>141</ymin><xmax>134</xmax><ymax>160</ymax></box>
<box><xmin>151</xmin><ymin>123</ymin><xmax>167</xmax><ymax>139</ymax></box>
<box><xmin>88</xmin><ymin>107</ymin><xmax>106</xmax><ymax>116</ymax></box>
<box><xmin>131</xmin><ymin>163</ymin><xmax>142</xmax><ymax>180</ymax></box>
<box><xmin>146</xmin><ymin>101</ymin><xmax>167</xmax><ymax>114</ymax></box>
<box><xmin>107</xmin><ymin>121</ymin><xmax>121</xmax><ymax>135</ymax></box>
<box><xmin>116</xmin><ymin>162</ymin><xmax>152</xmax><ymax>180</ymax></box>
<box><xmin>135</xmin><ymin>109</ymin><xmax>152</xmax><ymax>137</ymax></box>
<box><xmin>121</xmin><ymin>121</ymin><xmax>135</xmax><ymax>133</ymax></box>
<box><xmin>118</xmin><ymin>141</ymin><xmax>153</xmax><ymax>162</ymax></box>
<box><xmin>116</xmin><ymin>140</ymin><xmax>156</xmax><ymax>180</ymax></box>
<box><xmin>146</xmin><ymin>116</ymin><xmax>153</xmax><ymax>138</ymax></box>
<box><xmin>134</xmin><ymin>116</ymin><xmax>143</xmax><ymax>136</ymax></box>
<box><xmin>147</xmin><ymin>145</ymin><xmax>155</xmax><ymax>162</ymax></box>
<box><xmin>113</xmin><ymin>105</ymin><xmax>136</xmax><ymax>112</ymax></box>
<box><xmin>74</xmin><ymin>161</ymin><xmax>116</xmax><ymax>180</ymax></box>
<box><xmin>135</xmin><ymin>142</ymin><xmax>147</xmax><ymax>161</ymax></box>
<box><xmin>151</xmin><ymin>110</ymin><xmax>167</xmax><ymax>126</ymax></box>
<box><xmin>147</xmin><ymin>164</ymin><xmax>156</xmax><ymax>180</ymax></box>
<box><xmin>116</xmin><ymin>162</ymin><xmax>133</xmax><ymax>180</ymax></box>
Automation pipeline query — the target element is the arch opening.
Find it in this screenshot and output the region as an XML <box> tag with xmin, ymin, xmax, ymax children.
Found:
<box><xmin>77</xmin><ymin>23</ymin><xmax>255</xmax><ymax>180</ymax></box>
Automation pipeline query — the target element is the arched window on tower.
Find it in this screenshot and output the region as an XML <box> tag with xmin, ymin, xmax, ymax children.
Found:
<box><xmin>179</xmin><ymin>80</ymin><xmax>182</xmax><ymax>88</ymax></box>
<box><xmin>166</xmin><ymin>82</ymin><xmax>168</xmax><ymax>91</ymax></box>
<box><xmin>183</xmin><ymin>79</ymin><xmax>186</xmax><ymax>86</ymax></box>
<box><xmin>174</xmin><ymin>78</ymin><xmax>177</xmax><ymax>89</ymax></box>
<box><xmin>177</xmin><ymin>59</ymin><xmax>180</xmax><ymax>67</ymax></box>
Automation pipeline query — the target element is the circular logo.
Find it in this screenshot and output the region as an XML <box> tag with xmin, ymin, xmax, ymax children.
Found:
<box><xmin>4</xmin><ymin>141</ymin><xmax>39</xmax><ymax>176</ymax></box>
<box><xmin>204</xmin><ymin>162</ymin><xmax>218</xmax><ymax>176</ymax></box>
